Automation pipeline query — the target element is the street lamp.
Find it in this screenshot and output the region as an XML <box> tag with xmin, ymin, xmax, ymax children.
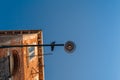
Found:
<box><xmin>0</xmin><ymin>41</ymin><xmax>76</xmax><ymax>54</ymax></box>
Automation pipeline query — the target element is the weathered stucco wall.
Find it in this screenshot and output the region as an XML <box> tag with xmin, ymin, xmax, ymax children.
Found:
<box><xmin>0</xmin><ymin>35</ymin><xmax>24</xmax><ymax>80</ymax></box>
<box><xmin>0</xmin><ymin>30</ymin><xmax>44</xmax><ymax>80</ymax></box>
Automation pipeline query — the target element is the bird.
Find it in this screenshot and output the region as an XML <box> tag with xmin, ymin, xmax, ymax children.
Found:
<box><xmin>50</xmin><ymin>41</ymin><xmax>56</xmax><ymax>51</ymax></box>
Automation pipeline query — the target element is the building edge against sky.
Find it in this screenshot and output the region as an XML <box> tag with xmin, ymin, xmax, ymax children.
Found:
<box><xmin>0</xmin><ymin>30</ymin><xmax>45</xmax><ymax>80</ymax></box>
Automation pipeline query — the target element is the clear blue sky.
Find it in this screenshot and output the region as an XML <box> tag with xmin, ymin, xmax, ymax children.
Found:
<box><xmin>0</xmin><ymin>0</ymin><xmax>120</xmax><ymax>80</ymax></box>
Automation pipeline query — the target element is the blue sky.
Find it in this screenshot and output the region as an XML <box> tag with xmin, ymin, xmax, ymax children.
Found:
<box><xmin>1</xmin><ymin>0</ymin><xmax>120</xmax><ymax>80</ymax></box>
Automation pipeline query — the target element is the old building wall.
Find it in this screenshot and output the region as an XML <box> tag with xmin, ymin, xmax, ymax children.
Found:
<box><xmin>0</xmin><ymin>30</ymin><xmax>44</xmax><ymax>80</ymax></box>
<box><xmin>0</xmin><ymin>35</ymin><xmax>24</xmax><ymax>80</ymax></box>
<box><xmin>23</xmin><ymin>34</ymin><xmax>39</xmax><ymax>80</ymax></box>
